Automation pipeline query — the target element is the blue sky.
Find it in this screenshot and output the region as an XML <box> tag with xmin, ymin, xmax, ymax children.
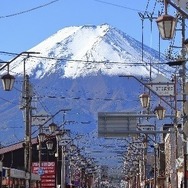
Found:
<box><xmin>0</xmin><ymin>0</ymin><xmax>178</xmax><ymax>58</ymax></box>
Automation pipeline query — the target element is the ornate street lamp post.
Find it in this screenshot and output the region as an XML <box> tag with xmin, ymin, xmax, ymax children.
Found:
<box><xmin>154</xmin><ymin>104</ymin><xmax>166</xmax><ymax>120</ymax></box>
<box><xmin>1</xmin><ymin>73</ymin><xmax>15</xmax><ymax>91</ymax></box>
<box><xmin>156</xmin><ymin>14</ymin><xmax>176</xmax><ymax>39</ymax></box>
<box><xmin>139</xmin><ymin>92</ymin><xmax>166</xmax><ymax>120</ymax></box>
<box><xmin>49</xmin><ymin>122</ymin><xmax>57</xmax><ymax>133</ymax></box>
<box><xmin>156</xmin><ymin>0</ymin><xmax>177</xmax><ymax>40</ymax></box>
<box><xmin>139</xmin><ymin>93</ymin><xmax>150</xmax><ymax>108</ymax></box>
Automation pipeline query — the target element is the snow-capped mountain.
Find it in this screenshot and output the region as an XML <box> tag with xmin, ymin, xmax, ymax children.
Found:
<box><xmin>9</xmin><ymin>24</ymin><xmax>167</xmax><ymax>79</ymax></box>
<box><xmin>0</xmin><ymin>24</ymin><xmax>172</xmax><ymax>172</ymax></box>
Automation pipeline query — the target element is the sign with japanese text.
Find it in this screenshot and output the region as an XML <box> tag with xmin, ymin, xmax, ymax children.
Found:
<box><xmin>32</xmin><ymin>161</ymin><xmax>56</xmax><ymax>188</ymax></box>
<box><xmin>147</xmin><ymin>74</ymin><xmax>175</xmax><ymax>96</ymax></box>
<box><xmin>149</xmin><ymin>84</ymin><xmax>174</xmax><ymax>96</ymax></box>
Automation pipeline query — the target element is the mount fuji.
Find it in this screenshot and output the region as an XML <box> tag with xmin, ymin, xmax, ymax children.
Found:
<box><xmin>0</xmin><ymin>24</ymin><xmax>172</xmax><ymax>172</ymax></box>
<box><xmin>9</xmin><ymin>23</ymin><xmax>166</xmax><ymax>78</ymax></box>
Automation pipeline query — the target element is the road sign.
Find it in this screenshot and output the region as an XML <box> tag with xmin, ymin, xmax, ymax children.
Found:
<box><xmin>98</xmin><ymin>112</ymin><xmax>138</xmax><ymax>137</ymax></box>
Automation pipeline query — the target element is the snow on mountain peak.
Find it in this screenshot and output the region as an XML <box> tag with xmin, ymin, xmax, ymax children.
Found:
<box><xmin>10</xmin><ymin>23</ymin><xmax>163</xmax><ymax>79</ymax></box>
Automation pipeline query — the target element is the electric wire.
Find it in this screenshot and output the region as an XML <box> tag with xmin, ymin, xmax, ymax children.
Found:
<box><xmin>0</xmin><ymin>0</ymin><xmax>60</xmax><ymax>19</ymax></box>
<box><xmin>93</xmin><ymin>0</ymin><xmax>145</xmax><ymax>13</ymax></box>
<box><xmin>0</xmin><ymin>51</ymin><xmax>164</xmax><ymax>65</ymax></box>
<box><xmin>0</xmin><ymin>50</ymin><xmax>175</xmax><ymax>77</ymax></box>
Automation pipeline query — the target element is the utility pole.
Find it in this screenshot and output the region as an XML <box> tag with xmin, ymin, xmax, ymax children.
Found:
<box><xmin>61</xmin><ymin>146</ymin><xmax>66</xmax><ymax>188</ymax></box>
<box><xmin>21</xmin><ymin>58</ymin><xmax>32</xmax><ymax>188</ymax></box>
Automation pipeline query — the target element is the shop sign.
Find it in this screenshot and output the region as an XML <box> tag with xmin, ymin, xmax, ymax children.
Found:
<box><xmin>32</xmin><ymin>161</ymin><xmax>56</xmax><ymax>188</ymax></box>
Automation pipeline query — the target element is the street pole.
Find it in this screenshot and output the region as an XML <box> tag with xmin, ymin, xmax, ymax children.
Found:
<box><xmin>61</xmin><ymin>146</ymin><xmax>66</xmax><ymax>188</ymax></box>
<box><xmin>56</xmin><ymin>139</ymin><xmax>59</xmax><ymax>187</ymax></box>
<box><xmin>154</xmin><ymin>146</ymin><xmax>157</xmax><ymax>188</ymax></box>
<box><xmin>23</xmin><ymin>73</ymin><xmax>32</xmax><ymax>187</ymax></box>
<box><xmin>59</xmin><ymin>130</ymin><xmax>71</xmax><ymax>188</ymax></box>
<box><xmin>21</xmin><ymin>57</ymin><xmax>33</xmax><ymax>188</ymax></box>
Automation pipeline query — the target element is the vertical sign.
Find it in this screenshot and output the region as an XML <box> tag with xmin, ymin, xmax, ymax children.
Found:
<box><xmin>32</xmin><ymin>162</ymin><xmax>56</xmax><ymax>188</ymax></box>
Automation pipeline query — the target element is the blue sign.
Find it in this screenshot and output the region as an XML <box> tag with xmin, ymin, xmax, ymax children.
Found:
<box><xmin>37</xmin><ymin>167</ymin><xmax>44</xmax><ymax>176</ymax></box>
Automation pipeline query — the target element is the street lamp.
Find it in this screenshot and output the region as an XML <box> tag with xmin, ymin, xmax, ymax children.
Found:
<box><xmin>156</xmin><ymin>0</ymin><xmax>177</xmax><ymax>40</ymax></box>
<box><xmin>46</xmin><ymin>140</ymin><xmax>54</xmax><ymax>150</ymax></box>
<box><xmin>38</xmin><ymin>132</ymin><xmax>47</xmax><ymax>169</ymax></box>
<box><xmin>156</xmin><ymin>15</ymin><xmax>176</xmax><ymax>39</ymax></box>
<box><xmin>139</xmin><ymin>92</ymin><xmax>166</xmax><ymax>120</ymax></box>
<box><xmin>38</xmin><ymin>132</ymin><xmax>46</xmax><ymax>143</ymax></box>
<box><xmin>1</xmin><ymin>52</ymin><xmax>39</xmax><ymax>91</ymax></box>
<box><xmin>49</xmin><ymin>122</ymin><xmax>57</xmax><ymax>133</ymax></box>
<box><xmin>154</xmin><ymin>104</ymin><xmax>166</xmax><ymax>120</ymax></box>
<box><xmin>139</xmin><ymin>93</ymin><xmax>150</xmax><ymax>108</ymax></box>
<box><xmin>1</xmin><ymin>73</ymin><xmax>15</xmax><ymax>91</ymax></box>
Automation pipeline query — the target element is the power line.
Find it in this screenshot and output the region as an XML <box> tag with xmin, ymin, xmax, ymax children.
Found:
<box><xmin>93</xmin><ymin>0</ymin><xmax>145</xmax><ymax>13</ymax></box>
<box><xmin>0</xmin><ymin>0</ymin><xmax>60</xmax><ymax>19</ymax></box>
<box><xmin>0</xmin><ymin>50</ymin><xmax>175</xmax><ymax>77</ymax></box>
<box><xmin>0</xmin><ymin>51</ymin><xmax>166</xmax><ymax>66</ymax></box>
